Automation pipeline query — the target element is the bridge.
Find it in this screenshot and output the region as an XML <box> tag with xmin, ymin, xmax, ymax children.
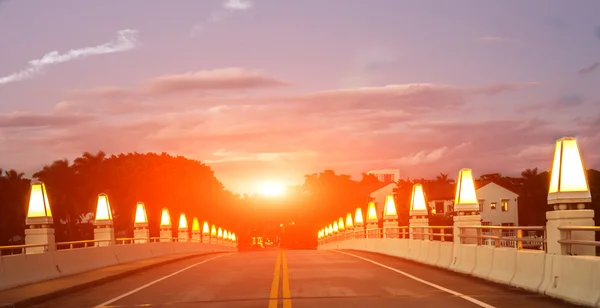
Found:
<box><xmin>0</xmin><ymin>137</ymin><xmax>599</xmax><ymax>308</ymax></box>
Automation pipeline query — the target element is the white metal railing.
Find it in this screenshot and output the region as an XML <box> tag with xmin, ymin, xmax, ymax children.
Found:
<box><xmin>319</xmin><ymin>225</ymin><xmax>546</xmax><ymax>251</ymax></box>
<box><xmin>318</xmin><ymin>225</ymin><xmax>454</xmax><ymax>245</ymax></box>
<box><xmin>56</xmin><ymin>239</ymin><xmax>113</xmax><ymax>249</ymax></box>
<box><xmin>411</xmin><ymin>226</ymin><xmax>454</xmax><ymax>242</ymax></box>
<box><xmin>0</xmin><ymin>243</ymin><xmax>51</xmax><ymax>255</ymax></box>
<box><xmin>0</xmin><ymin>235</ymin><xmax>228</xmax><ymax>256</ymax></box>
<box><xmin>558</xmin><ymin>226</ymin><xmax>600</xmax><ymax>255</ymax></box>
<box><xmin>458</xmin><ymin>226</ymin><xmax>546</xmax><ymax>251</ymax></box>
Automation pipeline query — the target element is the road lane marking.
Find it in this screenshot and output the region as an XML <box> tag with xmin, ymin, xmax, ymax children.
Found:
<box><xmin>93</xmin><ymin>253</ymin><xmax>230</xmax><ymax>308</ymax></box>
<box><xmin>334</xmin><ymin>250</ymin><xmax>498</xmax><ymax>308</ymax></box>
<box><xmin>281</xmin><ymin>250</ymin><xmax>292</xmax><ymax>308</ymax></box>
<box><xmin>268</xmin><ymin>249</ymin><xmax>282</xmax><ymax>308</ymax></box>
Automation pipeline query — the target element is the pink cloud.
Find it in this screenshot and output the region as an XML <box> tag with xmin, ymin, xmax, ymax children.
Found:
<box><xmin>145</xmin><ymin>68</ymin><xmax>290</xmax><ymax>95</ymax></box>
<box><xmin>0</xmin><ymin>69</ymin><xmax>586</xmax><ymax>193</ymax></box>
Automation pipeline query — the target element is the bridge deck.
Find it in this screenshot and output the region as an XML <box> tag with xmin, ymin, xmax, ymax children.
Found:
<box><xmin>10</xmin><ymin>249</ymin><xmax>578</xmax><ymax>307</ymax></box>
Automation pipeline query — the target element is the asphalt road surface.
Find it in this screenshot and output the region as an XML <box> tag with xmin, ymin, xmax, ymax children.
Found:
<box><xmin>31</xmin><ymin>248</ymin><xmax>578</xmax><ymax>308</ymax></box>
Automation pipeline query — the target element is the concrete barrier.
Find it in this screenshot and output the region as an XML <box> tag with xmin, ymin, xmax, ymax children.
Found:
<box><xmin>0</xmin><ymin>243</ymin><xmax>234</xmax><ymax>291</ymax></box>
<box><xmin>0</xmin><ymin>252</ymin><xmax>60</xmax><ymax>290</ymax></box>
<box><xmin>510</xmin><ymin>250</ymin><xmax>546</xmax><ymax>292</ymax></box>
<box><xmin>450</xmin><ymin>244</ymin><xmax>477</xmax><ymax>274</ymax></box>
<box><xmin>424</xmin><ymin>241</ymin><xmax>440</xmax><ymax>266</ymax></box>
<box><xmin>407</xmin><ymin>240</ymin><xmax>421</xmax><ymax>261</ymax></box>
<box><xmin>472</xmin><ymin>246</ymin><xmax>494</xmax><ymax>279</ymax></box>
<box><xmin>487</xmin><ymin>247</ymin><xmax>517</xmax><ymax>284</ymax></box>
<box><xmin>436</xmin><ymin>242</ymin><xmax>453</xmax><ymax>269</ymax></box>
<box><xmin>543</xmin><ymin>255</ymin><xmax>600</xmax><ymax>307</ymax></box>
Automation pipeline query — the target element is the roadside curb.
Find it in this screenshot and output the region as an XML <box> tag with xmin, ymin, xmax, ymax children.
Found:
<box><xmin>0</xmin><ymin>250</ymin><xmax>229</xmax><ymax>308</ymax></box>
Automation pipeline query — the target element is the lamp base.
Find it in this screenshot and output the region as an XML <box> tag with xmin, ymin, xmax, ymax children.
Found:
<box><xmin>25</xmin><ymin>227</ymin><xmax>55</xmax><ymax>254</ymax></box>
<box><xmin>546</xmin><ymin>209</ymin><xmax>595</xmax><ymax>256</ymax></box>
<box><xmin>94</xmin><ymin>227</ymin><xmax>115</xmax><ymax>247</ymax></box>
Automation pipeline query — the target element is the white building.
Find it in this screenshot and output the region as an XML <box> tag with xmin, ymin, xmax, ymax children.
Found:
<box><xmin>366</xmin><ymin>169</ymin><xmax>400</xmax><ymax>183</ymax></box>
<box><xmin>429</xmin><ymin>180</ymin><xmax>520</xmax><ymax>227</ymax></box>
<box><xmin>476</xmin><ymin>181</ymin><xmax>519</xmax><ymax>227</ymax></box>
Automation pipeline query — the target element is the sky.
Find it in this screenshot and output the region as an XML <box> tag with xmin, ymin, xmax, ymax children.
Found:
<box><xmin>1</xmin><ymin>0</ymin><xmax>600</xmax><ymax>194</ymax></box>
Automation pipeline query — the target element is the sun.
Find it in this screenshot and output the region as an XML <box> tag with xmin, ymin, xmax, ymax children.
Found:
<box><xmin>257</xmin><ymin>182</ymin><xmax>285</xmax><ymax>197</ymax></box>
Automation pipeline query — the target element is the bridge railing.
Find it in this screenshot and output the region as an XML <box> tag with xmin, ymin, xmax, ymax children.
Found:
<box><xmin>558</xmin><ymin>226</ymin><xmax>600</xmax><ymax>255</ymax></box>
<box><xmin>458</xmin><ymin>226</ymin><xmax>546</xmax><ymax>251</ymax></box>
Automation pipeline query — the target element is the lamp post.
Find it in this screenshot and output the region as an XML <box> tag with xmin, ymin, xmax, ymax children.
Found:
<box><xmin>383</xmin><ymin>195</ymin><xmax>398</xmax><ymax>238</ymax></box>
<box><xmin>191</xmin><ymin>218</ymin><xmax>201</xmax><ymax>242</ymax></box>
<box><xmin>337</xmin><ymin>217</ymin><xmax>345</xmax><ymax>241</ymax></box>
<box><xmin>546</xmin><ymin>137</ymin><xmax>595</xmax><ymax>256</ymax></box>
<box><xmin>210</xmin><ymin>225</ymin><xmax>217</xmax><ymax>244</ymax></box>
<box><xmin>409</xmin><ymin>184</ymin><xmax>429</xmax><ymax>240</ymax></box>
<box><xmin>202</xmin><ymin>222</ymin><xmax>210</xmax><ymax>243</ymax></box>
<box><xmin>365</xmin><ymin>201</ymin><xmax>379</xmax><ymax>238</ymax></box>
<box><xmin>93</xmin><ymin>194</ymin><xmax>115</xmax><ymax>247</ymax></box>
<box><xmin>133</xmin><ymin>202</ymin><xmax>149</xmax><ymax>243</ymax></box>
<box><xmin>223</xmin><ymin>230</ymin><xmax>229</xmax><ymax>246</ymax></box>
<box><xmin>178</xmin><ymin>213</ymin><xmax>189</xmax><ymax>242</ymax></box>
<box><xmin>159</xmin><ymin>208</ymin><xmax>172</xmax><ymax>242</ymax></box>
<box><xmin>354</xmin><ymin>207</ymin><xmax>365</xmax><ymax>239</ymax></box>
<box><xmin>24</xmin><ymin>181</ymin><xmax>55</xmax><ymax>254</ymax></box>
<box><xmin>345</xmin><ymin>213</ymin><xmax>354</xmax><ymax>239</ymax></box>
<box><xmin>452</xmin><ymin>168</ymin><xmax>482</xmax><ymax>246</ymax></box>
<box><xmin>217</xmin><ymin>227</ymin><xmax>223</xmax><ymax>245</ymax></box>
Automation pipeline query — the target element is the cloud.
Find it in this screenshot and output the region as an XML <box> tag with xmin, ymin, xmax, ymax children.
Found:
<box><xmin>57</xmin><ymin>68</ymin><xmax>289</xmax><ymax>114</ymax></box>
<box><xmin>190</xmin><ymin>0</ymin><xmax>253</xmax><ymax>37</ymax></box>
<box><xmin>340</xmin><ymin>48</ymin><xmax>398</xmax><ymax>88</ymax></box>
<box><xmin>578</xmin><ymin>62</ymin><xmax>599</xmax><ymax>75</ymax></box>
<box><xmin>0</xmin><ymin>30</ymin><xmax>139</xmax><ymax>86</ymax></box>
<box><xmin>476</xmin><ymin>36</ymin><xmax>514</xmax><ymax>43</ymax></box>
<box><xmin>518</xmin><ymin>93</ymin><xmax>585</xmax><ymax>113</ymax></box>
<box><xmin>145</xmin><ymin>68</ymin><xmax>289</xmax><ymax>95</ymax></box>
<box><xmin>0</xmin><ymin>112</ymin><xmax>94</xmax><ymax>128</ymax></box>
<box><xmin>1</xmin><ymin>72</ymin><xmax>566</xmax><ymax>193</ymax></box>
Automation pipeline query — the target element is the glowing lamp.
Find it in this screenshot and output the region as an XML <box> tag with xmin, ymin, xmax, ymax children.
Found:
<box><xmin>202</xmin><ymin>221</ymin><xmax>210</xmax><ymax>234</ymax></box>
<box><xmin>328</xmin><ymin>224</ymin><xmax>333</xmax><ymax>234</ymax></box>
<box><xmin>217</xmin><ymin>227</ymin><xmax>223</xmax><ymax>238</ymax></box>
<box><xmin>366</xmin><ymin>201</ymin><xmax>378</xmax><ymax>223</ymax></box>
<box><xmin>191</xmin><ymin>217</ymin><xmax>199</xmax><ymax>232</ymax></box>
<box><xmin>26</xmin><ymin>181</ymin><xmax>53</xmax><ymax>226</ymax></box>
<box><xmin>160</xmin><ymin>208</ymin><xmax>172</xmax><ymax>228</ymax></box>
<box><xmin>354</xmin><ymin>208</ymin><xmax>364</xmax><ymax>226</ymax></box>
<box><xmin>338</xmin><ymin>217</ymin><xmax>345</xmax><ymax>231</ymax></box>
<box><xmin>232</xmin><ymin>233</ymin><xmax>236</xmax><ymax>242</ymax></box>
<box><xmin>548</xmin><ymin>137</ymin><xmax>591</xmax><ymax>208</ymax></box>
<box><xmin>318</xmin><ymin>230</ymin><xmax>322</xmax><ymax>239</ymax></box>
<box><xmin>211</xmin><ymin>225</ymin><xmax>217</xmax><ymax>236</ymax></box>
<box><xmin>346</xmin><ymin>213</ymin><xmax>353</xmax><ymax>228</ymax></box>
<box><xmin>178</xmin><ymin>213</ymin><xmax>188</xmax><ymax>230</ymax></box>
<box><xmin>410</xmin><ymin>184</ymin><xmax>428</xmax><ymax>216</ymax></box>
<box><xmin>454</xmin><ymin>168</ymin><xmax>479</xmax><ymax>212</ymax></box>
<box><xmin>134</xmin><ymin>202</ymin><xmax>148</xmax><ymax>226</ymax></box>
<box><xmin>383</xmin><ymin>195</ymin><xmax>397</xmax><ymax>220</ymax></box>
<box><xmin>223</xmin><ymin>230</ymin><xmax>228</xmax><ymax>240</ymax></box>
<box><xmin>324</xmin><ymin>227</ymin><xmax>329</xmax><ymax>236</ymax></box>
<box><xmin>333</xmin><ymin>221</ymin><xmax>339</xmax><ymax>233</ymax></box>
<box><xmin>94</xmin><ymin>194</ymin><xmax>113</xmax><ymax>226</ymax></box>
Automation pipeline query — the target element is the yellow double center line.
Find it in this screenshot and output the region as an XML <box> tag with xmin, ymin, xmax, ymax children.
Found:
<box><xmin>268</xmin><ymin>249</ymin><xmax>292</xmax><ymax>308</ymax></box>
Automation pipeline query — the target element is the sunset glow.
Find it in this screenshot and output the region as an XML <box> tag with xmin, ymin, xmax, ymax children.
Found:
<box><xmin>257</xmin><ymin>182</ymin><xmax>285</xmax><ymax>197</ymax></box>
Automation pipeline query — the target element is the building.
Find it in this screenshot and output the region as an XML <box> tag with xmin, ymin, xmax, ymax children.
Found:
<box><xmin>366</xmin><ymin>169</ymin><xmax>400</xmax><ymax>183</ymax></box>
<box><xmin>476</xmin><ymin>181</ymin><xmax>520</xmax><ymax>227</ymax></box>
<box><xmin>428</xmin><ymin>180</ymin><xmax>520</xmax><ymax>227</ymax></box>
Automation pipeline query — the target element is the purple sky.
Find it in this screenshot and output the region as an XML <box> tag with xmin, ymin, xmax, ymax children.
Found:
<box><xmin>1</xmin><ymin>0</ymin><xmax>599</xmax><ymax>193</ymax></box>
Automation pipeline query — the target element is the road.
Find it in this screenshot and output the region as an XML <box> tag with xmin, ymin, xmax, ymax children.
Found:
<box><xmin>31</xmin><ymin>249</ymin><xmax>577</xmax><ymax>308</ymax></box>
